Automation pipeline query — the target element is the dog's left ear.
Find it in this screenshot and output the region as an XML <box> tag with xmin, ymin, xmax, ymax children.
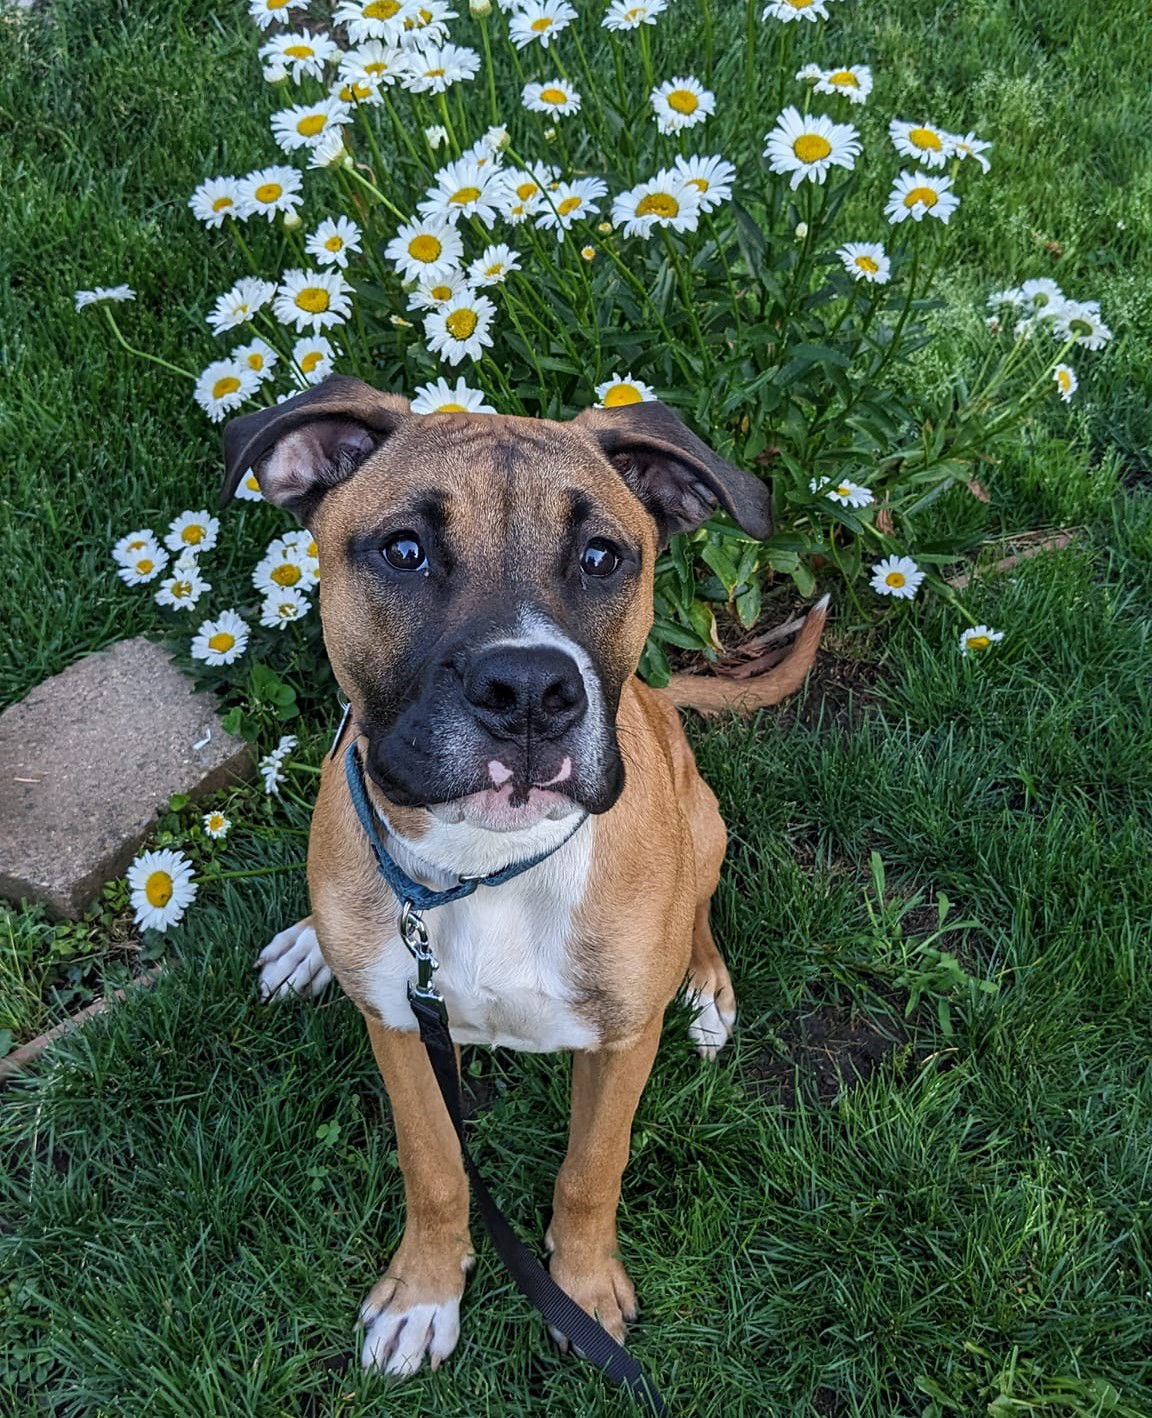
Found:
<box><xmin>574</xmin><ymin>401</ymin><xmax>772</xmax><ymax>542</ymax></box>
<box><xmin>220</xmin><ymin>376</ymin><xmax>411</xmax><ymax>518</ymax></box>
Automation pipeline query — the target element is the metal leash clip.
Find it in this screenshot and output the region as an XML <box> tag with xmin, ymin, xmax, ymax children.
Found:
<box><xmin>399</xmin><ymin>899</ymin><xmax>441</xmax><ymax>1000</ymax></box>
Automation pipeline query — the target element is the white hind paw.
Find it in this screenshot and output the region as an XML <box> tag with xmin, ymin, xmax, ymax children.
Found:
<box><xmin>686</xmin><ymin>987</ymin><xmax>736</xmax><ymax>1060</ymax></box>
<box><xmin>255</xmin><ymin>921</ymin><xmax>332</xmax><ymax>1001</ymax></box>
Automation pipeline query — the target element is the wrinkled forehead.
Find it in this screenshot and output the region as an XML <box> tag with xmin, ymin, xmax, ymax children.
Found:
<box><xmin>316</xmin><ymin>413</ymin><xmax>651</xmax><ymax>554</ymax></box>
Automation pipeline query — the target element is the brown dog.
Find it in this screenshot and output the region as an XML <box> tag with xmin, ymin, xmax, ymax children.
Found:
<box><xmin>223</xmin><ymin>377</ymin><xmax>825</xmax><ymax>1376</ymax></box>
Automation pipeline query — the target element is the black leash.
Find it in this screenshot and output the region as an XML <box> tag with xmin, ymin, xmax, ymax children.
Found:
<box><xmin>342</xmin><ymin>735</ymin><xmax>665</xmax><ymax>1413</ymax></box>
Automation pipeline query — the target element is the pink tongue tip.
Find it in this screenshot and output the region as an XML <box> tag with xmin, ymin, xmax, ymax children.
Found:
<box><xmin>488</xmin><ymin>759</ymin><xmax>514</xmax><ymax>787</ymax></box>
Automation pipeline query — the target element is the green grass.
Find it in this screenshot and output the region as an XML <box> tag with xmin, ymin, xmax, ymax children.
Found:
<box><xmin>3</xmin><ymin>0</ymin><xmax>1152</xmax><ymax>1414</ymax></box>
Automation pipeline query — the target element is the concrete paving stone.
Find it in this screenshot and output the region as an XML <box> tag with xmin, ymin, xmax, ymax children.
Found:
<box><xmin>0</xmin><ymin>638</ymin><xmax>253</xmax><ymax>918</ymax></box>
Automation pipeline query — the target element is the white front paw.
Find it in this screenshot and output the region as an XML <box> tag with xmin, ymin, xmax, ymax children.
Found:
<box><xmin>359</xmin><ymin>1297</ymin><xmax>462</xmax><ymax>1376</ymax></box>
<box><xmin>255</xmin><ymin>922</ymin><xmax>332</xmax><ymax>1001</ymax></box>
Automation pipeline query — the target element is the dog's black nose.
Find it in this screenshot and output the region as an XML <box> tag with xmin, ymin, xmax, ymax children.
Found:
<box><xmin>463</xmin><ymin>645</ymin><xmax>587</xmax><ymax>741</ymax></box>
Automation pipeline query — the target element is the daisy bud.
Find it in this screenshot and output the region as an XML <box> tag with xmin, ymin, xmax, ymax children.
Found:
<box><xmin>597</xmin><ymin>221</ymin><xmax>613</xmax><ymax>235</ymax></box>
<box><xmin>544</xmin><ymin>127</ymin><xmax>558</xmax><ymax>142</ymax></box>
<box><xmin>470</xmin><ymin>0</ymin><xmax>492</xmax><ymax>13</ymax></box>
<box><xmin>262</xmin><ymin>63</ymin><xmax>290</xmax><ymax>85</ymax></box>
<box><xmin>794</xmin><ymin>222</ymin><xmax>808</xmax><ymax>240</ymax></box>
<box><xmin>424</xmin><ymin>125</ymin><xmax>449</xmax><ymax>149</ymax></box>
<box><xmin>390</xmin><ymin>315</ymin><xmax>413</xmax><ymax>328</ymax></box>
<box><xmin>283</xmin><ymin>210</ymin><xmax>302</xmax><ymax>231</ymax></box>
<box><xmin>581</xmin><ymin>246</ymin><xmax>596</xmax><ymax>261</ymax></box>
<box><xmin>484</xmin><ymin>125</ymin><xmax>510</xmax><ymax>151</ymax></box>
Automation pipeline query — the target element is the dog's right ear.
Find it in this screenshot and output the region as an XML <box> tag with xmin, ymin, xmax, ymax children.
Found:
<box><xmin>220</xmin><ymin>376</ymin><xmax>411</xmax><ymax>519</ymax></box>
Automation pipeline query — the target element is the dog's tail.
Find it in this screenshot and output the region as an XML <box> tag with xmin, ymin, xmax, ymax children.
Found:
<box><xmin>658</xmin><ymin>593</ymin><xmax>830</xmax><ymax>714</ymax></box>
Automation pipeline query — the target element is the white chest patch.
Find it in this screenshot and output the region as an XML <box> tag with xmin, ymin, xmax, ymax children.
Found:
<box><xmin>360</xmin><ymin>817</ymin><xmax>598</xmax><ymax>1053</ymax></box>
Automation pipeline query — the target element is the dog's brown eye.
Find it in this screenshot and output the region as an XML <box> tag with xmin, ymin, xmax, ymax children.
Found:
<box><xmin>383</xmin><ymin>533</ymin><xmax>427</xmax><ymax>571</ymax></box>
<box><xmin>580</xmin><ymin>538</ymin><xmax>621</xmax><ymax>578</ymax></box>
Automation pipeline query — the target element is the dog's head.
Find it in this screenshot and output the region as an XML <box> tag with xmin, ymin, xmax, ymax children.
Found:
<box><xmin>222</xmin><ymin>376</ymin><xmax>770</xmax><ymax>832</ymax></box>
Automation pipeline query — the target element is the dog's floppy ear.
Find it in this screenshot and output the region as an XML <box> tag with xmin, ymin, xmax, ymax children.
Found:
<box><xmin>573</xmin><ymin>401</ymin><xmax>772</xmax><ymax>543</ymax></box>
<box><xmin>221</xmin><ymin>375</ymin><xmax>411</xmax><ymax>518</ymax></box>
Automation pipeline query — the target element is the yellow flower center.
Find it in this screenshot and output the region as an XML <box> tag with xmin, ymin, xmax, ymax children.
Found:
<box><xmin>180</xmin><ymin>525</ymin><xmax>205</xmax><ymax>545</ymax></box>
<box><xmin>244</xmin><ymin>474</ymin><xmax>261</xmax><ymax>492</ymax></box>
<box><xmin>450</xmin><ymin>185</ymin><xmax>482</xmax><ymax>205</ymax></box>
<box><xmin>208</xmin><ymin>815</ymin><xmax>225</xmax><ymax>830</ymax></box>
<box><xmin>636</xmin><ymin>192</ymin><xmax>679</xmax><ymax>219</ymax></box>
<box><xmin>211</xmin><ymin>195</ymin><xmax>234</xmax><ymax>212</ymax></box>
<box><xmin>246</xmin><ymin>352</ymin><xmax>264</xmax><ymax>372</ymax></box>
<box><xmin>835</xmin><ymin>485</ymin><xmax>851</xmax><ymax>498</ymax></box>
<box><xmin>212</xmin><ymin>376</ymin><xmax>242</xmax><ymax>400</ymax></box>
<box><xmin>603</xmin><ymin>384</ymin><xmax>642</xmax><ymax>407</ymax></box>
<box><xmin>516</xmin><ymin>181</ymin><xmax>540</xmax><ymax>201</ymax></box>
<box><xmin>829</xmin><ymin>70</ymin><xmax>858</xmax><ymax>86</ymax></box>
<box><xmin>667</xmin><ymin>89</ymin><xmax>699</xmax><ymax>115</ymax></box>
<box><xmin>295</xmin><ymin>287</ymin><xmax>331</xmax><ymax>313</ymax></box>
<box><xmin>297</xmin><ymin>113</ymin><xmax>328</xmax><ymax>137</ymax></box>
<box><xmin>283</xmin><ymin>44</ymin><xmax>314</xmax><ymax>59</ymax></box>
<box><xmin>254</xmin><ymin>182</ymin><xmax>283</xmax><ymax>204</ymax></box>
<box><xmin>324</xmin><ymin>235</ymin><xmax>345</xmax><ymax>251</ymax></box>
<box><xmin>409</xmin><ymin>234</ymin><xmax>442</xmax><ymax>262</ymax></box>
<box><xmin>430</xmin><ymin>284</ymin><xmax>453</xmax><ymax>300</ymax></box>
<box><xmin>557</xmin><ymin>195</ymin><xmax>582</xmax><ymax>216</ymax></box>
<box><xmin>208</xmin><ymin>631</ymin><xmax>236</xmax><ymax>653</ymax></box>
<box><xmin>966</xmin><ymin>635</ymin><xmax>990</xmax><ymax>652</ymax></box>
<box><xmin>686</xmin><ymin>176</ymin><xmax>710</xmax><ymax>192</ymax></box>
<box><xmin>531</xmin><ymin>16</ymin><xmax>553</xmax><ymax>30</ymax></box>
<box><xmin>300</xmin><ymin>350</ymin><xmax>325</xmax><ymax>373</ymax></box>
<box><xmin>539</xmin><ymin>86</ymin><xmax>568</xmax><ymax>105</ymax></box>
<box><xmin>1057</xmin><ymin>369</ymin><xmax>1073</xmax><ymax>391</ymax></box>
<box><xmin>438</xmin><ymin>402</ymin><xmax>466</xmax><ymax>412</ymax></box>
<box><xmin>909</xmin><ymin>127</ymin><xmax>942</xmax><ymax>151</ymax></box>
<box><xmin>127</xmin><ymin>539</ymin><xmax>147</xmax><ymax>551</ymax></box>
<box><xmin>794</xmin><ymin>133</ymin><xmax>832</xmax><ymax>163</ymax></box>
<box><xmin>272</xmin><ymin>563</ymin><xmax>302</xmax><ymax>586</ymax></box>
<box><xmin>137</xmin><ymin>558</ymin><xmax>154</xmax><ymax>575</ymax></box>
<box><xmin>306</xmin><ymin>541</ymin><xmax>318</xmax><ymax>559</ymax></box>
<box><xmin>786</xmin><ymin>0</ymin><xmax>815</xmax><ymax>9</ymax></box>
<box><xmin>364</xmin><ymin>60</ymin><xmax>388</xmax><ymax>75</ymax></box>
<box><xmin>856</xmin><ymin>255</ymin><xmax>879</xmax><ymax>273</ymax></box>
<box><xmin>445</xmin><ymin>309</ymin><xmax>478</xmax><ymax>340</ymax></box>
<box><xmin>885</xmin><ymin>571</ymin><xmax>906</xmax><ymax>588</ymax></box>
<box><xmin>904</xmin><ymin>185</ymin><xmax>939</xmax><ymax>208</ymax></box>
<box><xmin>364</xmin><ymin>0</ymin><xmax>400</xmax><ymax>17</ymax></box>
<box><xmin>145</xmin><ymin>871</ymin><xmax>173</xmax><ymax>908</ymax></box>
<box><xmin>171</xmin><ymin>580</ymin><xmax>193</xmax><ymax>599</ymax></box>
<box><xmin>625</xmin><ymin>6</ymin><xmax>645</xmax><ymax>17</ymax></box>
<box><xmin>267</xmin><ymin>0</ymin><xmax>288</xmax><ymax>8</ymax></box>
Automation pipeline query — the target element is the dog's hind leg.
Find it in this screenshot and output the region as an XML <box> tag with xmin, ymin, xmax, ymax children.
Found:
<box><xmin>256</xmin><ymin>915</ymin><xmax>333</xmax><ymax>1001</ymax></box>
<box><xmin>681</xmin><ymin>764</ymin><xmax>737</xmax><ymax>1059</ymax></box>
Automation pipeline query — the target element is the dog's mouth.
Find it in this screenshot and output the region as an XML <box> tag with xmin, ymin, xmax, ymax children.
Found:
<box><xmin>426</xmin><ymin>783</ymin><xmax>583</xmax><ymax>832</ymax></box>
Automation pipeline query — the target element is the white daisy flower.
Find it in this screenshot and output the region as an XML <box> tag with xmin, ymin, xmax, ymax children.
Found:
<box><xmin>164</xmin><ymin>510</ymin><xmax>220</xmax><ymax>554</ymax></box>
<box><xmin>194</xmin><ymin>360</ymin><xmax>261</xmax><ymax>422</ymax></box>
<box><xmin>884</xmin><ymin>170</ymin><xmax>959</xmax><ymax>225</ymax></box>
<box><xmin>671</xmin><ymin>154</ymin><xmax>736</xmax><ymax>212</ymax></box>
<box><xmin>249</xmin><ymin>0</ymin><xmax>309</xmax><ymax>28</ymax></box>
<box><xmin>234</xmin><ymin>468</ymin><xmax>267</xmax><ymax>502</ymax></box>
<box><xmin>403</xmin><ymin>42</ymin><xmax>481</xmax><ymax>94</ymax></box>
<box><xmin>207</xmin><ymin>276</ymin><xmax>277</xmax><ymax>335</ymax></box>
<box><xmin>190</xmin><ymin>609</ymin><xmax>250</xmax><ymax>667</ymax></box>
<box><xmin>309</xmin><ymin>128</ymin><xmax>351</xmax><ymax>168</ymax></box>
<box><xmin>254</xmin><ymin>544</ymin><xmax>318</xmax><ymax>594</ymax></box>
<box><xmin>959</xmin><ymin>625</ymin><xmax>1004</xmax><ymax>656</ymax></box>
<box><xmin>1052</xmin><ymin>363</ymin><xmax>1078</xmax><ymax>402</ymax></box>
<box><xmin>231</xmin><ymin>337</ymin><xmax>279</xmax><ymax>383</ymax></box>
<box><xmin>239</xmin><ymin>166</ymin><xmax>304</xmax><ymax>222</ymax></box>
<box><xmin>425</xmin><ymin>123</ymin><xmax>450</xmax><ymax>149</ymax></box>
<box><xmin>333</xmin><ymin>0</ymin><xmax>409</xmax><ymax>43</ymax></box>
<box><xmin>763</xmin><ymin>0</ymin><xmax>830</xmax><ymax>21</ymax></box>
<box><xmin>535</xmin><ymin>176</ymin><xmax>608</xmax><ymax>238</ymax></box>
<box><xmin>612</xmin><ymin>173</ymin><xmax>702</xmax><ymax>239</ymax></box>
<box><xmin>522</xmin><ymin>79</ymin><xmax>581</xmax><ymax>115</ymax></box>
<box><xmin>385</xmin><ymin>216</ymin><xmax>465</xmax><ymax>281</ymax></box>
<box><xmin>305</xmin><ymin>215</ymin><xmax>363</xmax><ymax>269</ymax></box>
<box><xmin>112</xmin><ymin>529</ymin><xmax>159</xmax><ymax>565</ymax></box>
<box><xmin>407</xmin><ymin>272</ymin><xmax>474</xmax><ymax>311</ymax></box>
<box><xmin>411</xmin><ymin>376</ymin><xmax>497</xmax><ymax>413</ymax></box>
<box><xmin>869</xmin><ymin>554</ymin><xmax>924</xmax><ymax>600</ymax></box>
<box><xmin>1017</xmin><ymin>278</ymin><xmax>1065</xmax><ymax>316</ymax></box>
<box><xmin>270</xmin><ymin>96</ymin><xmax>351</xmax><ymax>153</ymax></box>
<box><xmin>467</xmin><ymin>243</ymin><xmax>521</xmax><ymax>286</ymax></box>
<box><xmin>339</xmin><ymin>40</ymin><xmax>411</xmax><ymax>89</ymax></box>
<box><xmin>423</xmin><ymin>293</ymin><xmax>496</xmax><ymax>365</ymax></box>
<box><xmin>603</xmin><ymin>0</ymin><xmax>668</xmax><ymax>30</ymax></box>
<box><xmin>292</xmin><ymin>333</ymin><xmax>338</xmax><ymax>384</ymax></box>
<box><xmin>399</xmin><ymin>0</ymin><xmax>456</xmax><ymax>45</ymax></box>
<box><xmin>260</xmin><ymin>733</ymin><xmax>299</xmax><ymax>795</ymax></box>
<box><xmin>259</xmin><ymin>29</ymin><xmax>340</xmax><ymax>81</ymax></box>
<box><xmin>127</xmin><ymin>848</ymin><xmax>197</xmax><ymax>932</ymax></box>
<box><xmin>836</xmin><ymin>242</ymin><xmax>891</xmax><ymax>284</ymax></box>
<box><xmin>189</xmin><ymin>176</ymin><xmax>246</xmax><ymax>228</ymax></box>
<box><xmin>116</xmin><ymin>543</ymin><xmax>169</xmax><ymax>586</ymax></box>
<box><xmin>764</xmin><ymin>107</ymin><xmax>861</xmax><ymax>188</ymax></box>
<box><xmin>650</xmin><ymin>76</ymin><xmax>715</xmax><ymax>134</ymax></box>
<box><xmin>155</xmin><ymin>564</ymin><xmax>210</xmax><ymax>611</ymax></box>
<box><xmin>495</xmin><ymin>164</ymin><xmax>559</xmax><ymax>223</ymax></box>
<box><xmin>1052</xmin><ymin>299</ymin><xmax>1112</xmax><ymax>350</ymax></box>
<box><xmin>888</xmin><ymin>119</ymin><xmax>954</xmax><ymax>169</ymax></box>
<box><xmin>987</xmin><ymin>287</ymin><xmax>1026</xmax><ymax>310</ymax></box>
<box><xmin>273</xmin><ymin>268</ymin><xmax>354</xmax><ymax>333</ymax></box>
<box><xmin>74</xmin><ymin>285</ymin><xmax>135</xmax><ymax>312</ymax></box>
<box><xmin>260</xmin><ymin>586</ymin><xmax>313</xmax><ymax>628</ymax></box>
<box><xmin>594</xmin><ymin>372</ymin><xmax>657</xmax><ymax>407</ymax></box>
<box><xmin>508</xmin><ymin>0</ymin><xmax>577</xmax><ymax>48</ymax></box>
<box><xmin>202</xmin><ymin>810</ymin><xmax>231</xmax><ymax>839</ymax></box>
<box><xmin>800</xmin><ymin>63</ymin><xmax>873</xmax><ymax>104</ymax></box>
<box><xmin>418</xmin><ymin>158</ymin><xmax>503</xmax><ymax>227</ymax></box>
<box><xmin>810</xmin><ymin>476</ymin><xmax>874</xmax><ymax>508</ymax></box>
<box><xmin>948</xmin><ymin>131</ymin><xmax>992</xmax><ymax>173</ymax></box>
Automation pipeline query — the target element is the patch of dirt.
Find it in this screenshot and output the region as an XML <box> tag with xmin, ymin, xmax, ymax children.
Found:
<box><xmin>745</xmin><ymin>1000</ymin><xmax>907</xmax><ymax>1109</ymax></box>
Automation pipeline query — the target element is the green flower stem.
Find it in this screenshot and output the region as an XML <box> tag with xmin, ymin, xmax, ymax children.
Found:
<box><xmin>981</xmin><ymin>337</ymin><xmax>1080</xmax><ymax>439</ymax></box>
<box><xmin>500</xmin><ymin>284</ymin><xmax>549</xmax><ymax>399</ymax></box>
<box><xmin>660</xmin><ymin>228</ymin><xmax>712</xmax><ymax>376</ymax></box>
<box><xmin>698</xmin><ymin>0</ymin><xmax>715</xmax><ymax>83</ymax></box>
<box><xmin>598</xmin><ymin>240</ymin><xmax>698</xmax><ymax>385</ymax></box>
<box><xmin>229</xmin><ymin>223</ymin><xmax>261</xmax><ymax>274</ymax></box>
<box><xmin>435</xmin><ymin>91</ymin><xmax>461</xmax><ymax>152</ymax></box>
<box><xmin>200</xmin><ymin>862</ymin><xmax>306</xmax><ymax>883</ymax></box>
<box><xmin>356</xmin><ymin>104</ymin><xmax>394</xmax><ymax>193</ymax></box>
<box><xmin>706</xmin><ymin>212</ymin><xmax>743</xmax><ymax>343</ymax></box>
<box><xmin>100</xmin><ymin>308</ymin><xmax>195</xmax><ymax>381</ymax></box>
<box><xmin>476</xmin><ymin>11</ymin><xmax>500</xmax><ymax>128</ymax></box>
<box><xmin>288</xmin><ymin>760</ymin><xmax>322</xmax><ymax>774</ymax></box>
<box><xmin>638</xmin><ymin>25</ymin><xmax>655</xmax><ymax>94</ymax></box>
<box><xmin>340</xmin><ymin>162</ymin><xmax>407</xmax><ymax>221</ymax></box>
<box><xmin>253</xmin><ymin>311</ymin><xmax>301</xmax><ymax>376</ymax></box>
<box><xmin>745</xmin><ymin>0</ymin><xmax>760</xmax><ymax>99</ymax></box>
<box><xmin>477</xmin><ymin>349</ymin><xmax>525</xmax><ymax>412</ymax></box>
<box><xmin>383</xmin><ymin>92</ymin><xmax>428</xmax><ymax>170</ymax></box>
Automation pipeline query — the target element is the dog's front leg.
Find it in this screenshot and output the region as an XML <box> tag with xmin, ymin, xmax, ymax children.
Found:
<box><xmin>359</xmin><ymin>1016</ymin><xmax>474</xmax><ymax>1376</ymax></box>
<box><xmin>546</xmin><ymin>1015</ymin><xmax>663</xmax><ymax>1344</ymax></box>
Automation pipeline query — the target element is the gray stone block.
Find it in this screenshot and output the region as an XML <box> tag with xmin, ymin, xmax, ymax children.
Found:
<box><xmin>0</xmin><ymin>639</ymin><xmax>253</xmax><ymax>918</ymax></box>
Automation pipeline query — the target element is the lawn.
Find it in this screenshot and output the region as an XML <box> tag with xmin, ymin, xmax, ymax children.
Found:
<box><xmin>2</xmin><ymin>0</ymin><xmax>1151</xmax><ymax>1414</ymax></box>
